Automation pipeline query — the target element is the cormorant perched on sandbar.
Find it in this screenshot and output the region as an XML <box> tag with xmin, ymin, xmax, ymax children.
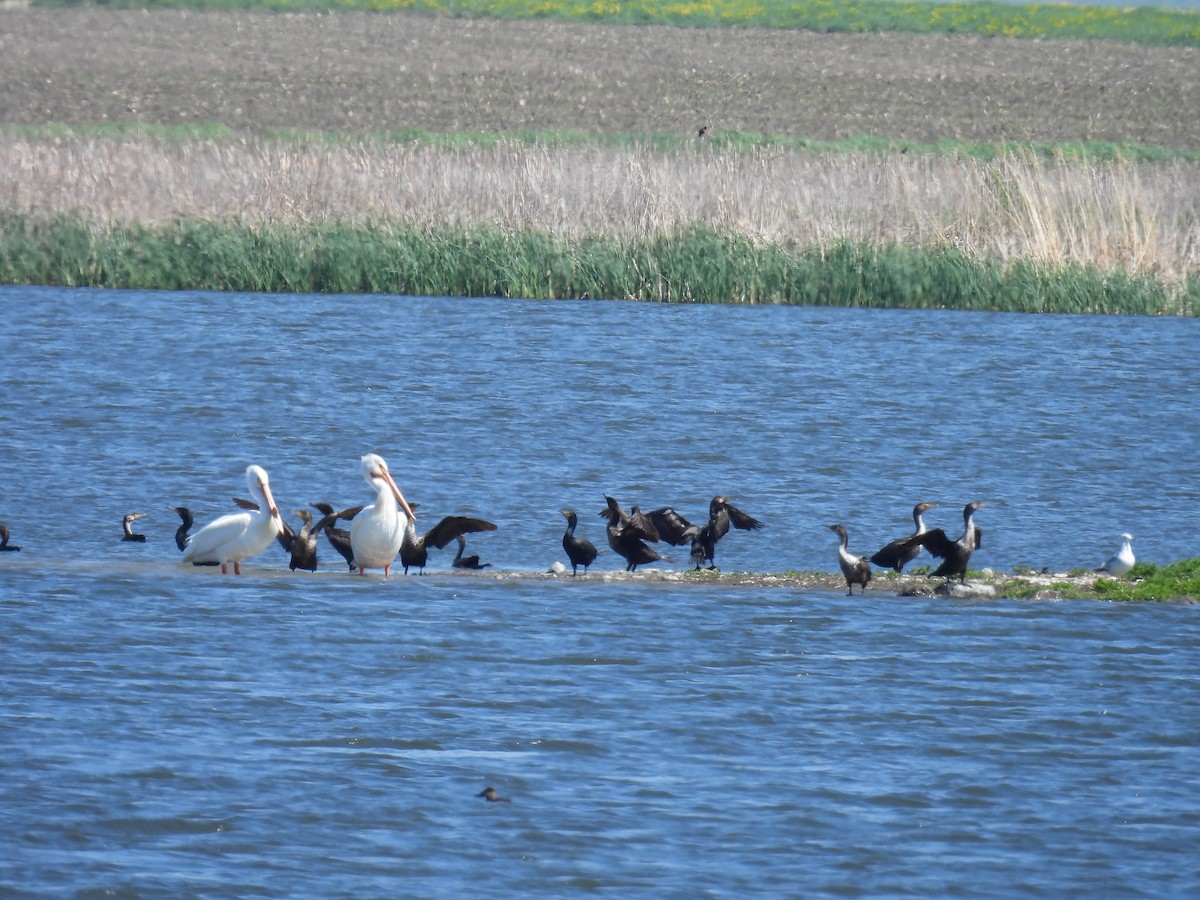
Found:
<box><xmin>0</xmin><ymin>522</ymin><xmax>20</xmax><ymax>552</ymax></box>
<box><xmin>121</xmin><ymin>513</ymin><xmax>147</xmax><ymax>542</ymax></box>
<box><xmin>901</xmin><ymin>501</ymin><xmax>986</xmax><ymax>584</ymax></box>
<box><xmin>870</xmin><ymin>501</ymin><xmax>938</xmax><ymax>572</ymax></box>
<box><xmin>561</xmin><ymin>509</ymin><xmax>600</xmax><ymax>576</ymax></box>
<box><xmin>828</xmin><ymin>524</ymin><xmax>871</xmax><ymax>595</ymax></box>
<box><xmin>600</xmin><ymin>495</ymin><xmax>668</xmax><ymax>572</ymax></box>
<box><xmin>276</xmin><ymin>508</ymin><xmax>325</xmax><ymax>572</ymax></box>
<box><xmin>172</xmin><ymin>506</ymin><xmax>218</xmax><ymax>566</ymax></box>
<box><xmin>1096</xmin><ymin>532</ymin><xmax>1135</xmax><ymax>577</ymax></box>
<box><xmin>310</xmin><ymin>502</ymin><xmax>362</xmax><ymax>572</ymax></box>
<box><xmin>452</xmin><ymin>534</ymin><xmax>491</xmax><ymax>570</ymax></box>
<box><xmin>401</xmin><ymin>514</ymin><xmax>497</xmax><ymax>575</ymax></box>
<box><xmin>649</xmin><ymin>496</ymin><xmax>763</xmax><ymax>571</ymax></box>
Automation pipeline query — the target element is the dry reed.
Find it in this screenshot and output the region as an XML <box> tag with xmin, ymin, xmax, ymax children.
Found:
<box><xmin>2</xmin><ymin>135</ymin><xmax>1196</xmax><ymax>288</ymax></box>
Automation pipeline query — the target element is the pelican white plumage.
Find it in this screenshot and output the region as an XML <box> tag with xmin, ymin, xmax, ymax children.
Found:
<box><xmin>1096</xmin><ymin>532</ymin><xmax>1135</xmax><ymax>577</ymax></box>
<box><xmin>350</xmin><ymin>453</ymin><xmax>416</xmax><ymax>576</ymax></box>
<box><xmin>181</xmin><ymin>465</ymin><xmax>284</xmax><ymax>574</ymax></box>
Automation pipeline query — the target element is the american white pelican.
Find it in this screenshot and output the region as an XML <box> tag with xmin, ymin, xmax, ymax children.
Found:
<box><xmin>181</xmin><ymin>465</ymin><xmax>284</xmax><ymax>574</ymax></box>
<box><xmin>350</xmin><ymin>453</ymin><xmax>415</xmax><ymax>576</ymax></box>
<box><xmin>1096</xmin><ymin>533</ymin><xmax>1135</xmax><ymax>577</ymax></box>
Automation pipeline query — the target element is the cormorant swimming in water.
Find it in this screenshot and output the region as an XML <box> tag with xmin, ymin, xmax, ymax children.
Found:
<box><xmin>648</xmin><ymin>496</ymin><xmax>763</xmax><ymax>571</ymax></box>
<box><xmin>1096</xmin><ymin>532</ymin><xmax>1135</xmax><ymax>577</ymax></box>
<box><xmin>477</xmin><ymin>786</ymin><xmax>509</xmax><ymax>803</ymax></box>
<box><xmin>901</xmin><ymin>501</ymin><xmax>986</xmax><ymax>584</ymax></box>
<box><xmin>600</xmin><ymin>495</ymin><xmax>667</xmax><ymax>572</ymax></box>
<box><xmin>0</xmin><ymin>522</ymin><xmax>20</xmax><ymax>552</ymax></box>
<box><xmin>452</xmin><ymin>534</ymin><xmax>491</xmax><ymax>570</ymax></box>
<box><xmin>401</xmin><ymin>514</ymin><xmax>497</xmax><ymax>574</ymax></box>
<box><xmin>121</xmin><ymin>513</ymin><xmax>147</xmax><ymax>542</ymax></box>
<box><xmin>560</xmin><ymin>508</ymin><xmax>600</xmax><ymax>576</ymax></box>
<box><xmin>869</xmin><ymin>501</ymin><xmax>938</xmax><ymax>572</ymax></box>
<box><xmin>828</xmin><ymin>523</ymin><xmax>871</xmax><ymax>596</ymax></box>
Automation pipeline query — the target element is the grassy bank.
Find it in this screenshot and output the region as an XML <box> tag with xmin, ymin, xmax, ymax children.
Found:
<box><xmin>2</xmin><ymin>213</ymin><xmax>1194</xmax><ymax>313</ymax></box>
<box><xmin>32</xmin><ymin>0</ymin><xmax>1200</xmax><ymax>48</ymax></box>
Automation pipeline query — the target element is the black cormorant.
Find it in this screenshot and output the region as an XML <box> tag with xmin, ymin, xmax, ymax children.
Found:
<box><xmin>477</xmin><ymin>786</ymin><xmax>509</xmax><ymax>803</ymax></box>
<box><xmin>648</xmin><ymin>496</ymin><xmax>763</xmax><ymax>571</ymax></box>
<box><xmin>561</xmin><ymin>509</ymin><xmax>600</xmax><ymax>576</ymax></box>
<box><xmin>828</xmin><ymin>523</ymin><xmax>871</xmax><ymax>595</ymax></box>
<box><xmin>401</xmin><ymin>514</ymin><xmax>497</xmax><ymax>575</ymax></box>
<box><xmin>121</xmin><ymin>513</ymin><xmax>147</xmax><ymax>542</ymax></box>
<box><xmin>902</xmin><ymin>501</ymin><xmax>986</xmax><ymax>584</ymax></box>
<box><xmin>310</xmin><ymin>502</ymin><xmax>362</xmax><ymax>571</ymax></box>
<box><xmin>452</xmin><ymin>534</ymin><xmax>491</xmax><ymax>570</ymax></box>
<box><xmin>869</xmin><ymin>501</ymin><xmax>938</xmax><ymax>572</ymax></box>
<box><xmin>0</xmin><ymin>523</ymin><xmax>20</xmax><ymax>552</ymax></box>
<box><xmin>600</xmin><ymin>495</ymin><xmax>667</xmax><ymax>572</ymax></box>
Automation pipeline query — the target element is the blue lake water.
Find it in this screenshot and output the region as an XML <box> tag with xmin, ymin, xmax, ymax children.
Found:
<box><xmin>1</xmin><ymin>285</ymin><xmax>1198</xmax><ymax>896</ymax></box>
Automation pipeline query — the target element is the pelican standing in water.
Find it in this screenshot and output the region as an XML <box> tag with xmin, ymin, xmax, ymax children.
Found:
<box><xmin>181</xmin><ymin>465</ymin><xmax>285</xmax><ymax>574</ymax></box>
<box><xmin>350</xmin><ymin>453</ymin><xmax>416</xmax><ymax>577</ymax></box>
<box><xmin>1096</xmin><ymin>532</ymin><xmax>1135</xmax><ymax>577</ymax></box>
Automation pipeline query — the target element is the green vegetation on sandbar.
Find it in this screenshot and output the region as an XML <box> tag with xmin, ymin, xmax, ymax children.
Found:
<box><xmin>31</xmin><ymin>0</ymin><xmax>1200</xmax><ymax>48</ymax></box>
<box><xmin>1091</xmin><ymin>559</ymin><xmax>1200</xmax><ymax>602</ymax></box>
<box><xmin>2</xmin><ymin>214</ymin><xmax>1196</xmax><ymax>315</ymax></box>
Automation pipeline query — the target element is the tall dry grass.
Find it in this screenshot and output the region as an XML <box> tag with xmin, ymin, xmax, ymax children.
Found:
<box><xmin>1</xmin><ymin>134</ymin><xmax>1196</xmax><ymax>288</ymax></box>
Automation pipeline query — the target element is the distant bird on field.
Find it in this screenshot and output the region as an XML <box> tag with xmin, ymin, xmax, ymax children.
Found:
<box><xmin>697</xmin><ymin>125</ymin><xmax>708</xmax><ymax>140</ymax></box>
<box><xmin>121</xmin><ymin>513</ymin><xmax>147</xmax><ymax>542</ymax></box>
<box><xmin>828</xmin><ymin>523</ymin><xmax>871</xmax><ymax>596</ymax></box>
<box><xmin>870</xmin><ymin>501</ymin><xmax>938</xmax><ymax>572</ymax></box>
<box><xmin>1096</xmin><ymin>532</ymin><xmax>1135</xmax><ymax>577</ymax></box>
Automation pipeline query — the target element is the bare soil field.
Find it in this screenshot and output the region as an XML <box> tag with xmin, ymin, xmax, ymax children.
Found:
<box><xmin>1</xmin><ymin>8</ymin><xmax>1199</xmax><ymax>148</ymax></box>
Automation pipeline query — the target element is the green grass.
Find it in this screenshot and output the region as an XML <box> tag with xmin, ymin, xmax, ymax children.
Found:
<box><xmin>32</xmin><ymin>0</ymin><xmax>1200</xmax><ymax>48</ymax></box>
<box><xmin>3</xmin><ymin>213</ymin><xmax>1195</xmax><ymax>314</ymax></box>
<box><xmin>1092</xmin><ymin>559</ymin><xmax>1200</xmax><ymax>602</ymax></box>
<box><xmin>7</xmin><ymin>121</ymin><xmax>1198</xmax><ymax>165</ymax></box>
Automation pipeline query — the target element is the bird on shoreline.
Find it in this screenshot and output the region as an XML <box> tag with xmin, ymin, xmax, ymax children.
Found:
<box><xmin>181</xmin><ymin>465</ymin><xmax>285</xmax><ymax>574</ymax></box>
<box><xmin>121</xmin><ymin>513</ymin><xmax>147</xmax><ymax>542</ymax></box>
<box><xmin>276</xmin><ymin>508</ymin><xmax>325</xmax><ymax>572</ymax></box>
<box><xmin>600</xmin><ymin>495</ymin><xmax>668</xmax><ymax>572</ymax></box>
<box><xmin>828</xmin><ymin>523</ymin><xmax>872</xmax><ymax>595</ymax></box>
<box><xmin>452</xmin><ymin>534</ymin><xmax>491</xmax><ymax>570</ymax></box>
<box><xmin>350</xmin><ymin>453</ymin><xmax>416</xmax><ymax>577</ymax></box>
<box><xmin>561</xmin><ymin>508</ymin><xmax>600</xmax><ymax>576</ymax></box>
<box><xmin>870</xmin><ymin>501</ymin><xmax>938</xmax><ymax>572</ymax></box>
<box><xmin>0</xmin><ymin>523</ymin><xmax>20</xmax><ymax>552</ymax></box>
<box><xmin>400</xmin><ymin>512</ymin><xmax>497</xmax><ymax>575</ymax></box>
<box><xmin>310</xmin><ymin>502</ymin><xmax>362</xmax><ymax>571</ymax></box>
<box><xmin>901</xmin><ymin>501</ymin><xmax>986</xmax><ymax>584</ymax></box>
<box><xmin>649</xmin><ymin>496</ymin><xmax>763</xmax><ymax>571</ymax></box>
<box><xmin>1096</xmin><ymin>532</ymin><xmax>1135</xmax><ymax>577</ymax></box>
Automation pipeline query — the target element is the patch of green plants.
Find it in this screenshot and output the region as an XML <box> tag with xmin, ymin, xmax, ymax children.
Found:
<box><xmin>1092</xmin><ymin>558</ymin><xmax>1200</xmax><ymax>602</ymax></box>
<box><xmin>2</xmin><ymin>214</ymin><xmax>1196</xmax><ymax>314</ymax></box>
<box><xmin>32</xmin><ymin>0</ymin><xmax>1200</xmax><ymax>49</ymax></box>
